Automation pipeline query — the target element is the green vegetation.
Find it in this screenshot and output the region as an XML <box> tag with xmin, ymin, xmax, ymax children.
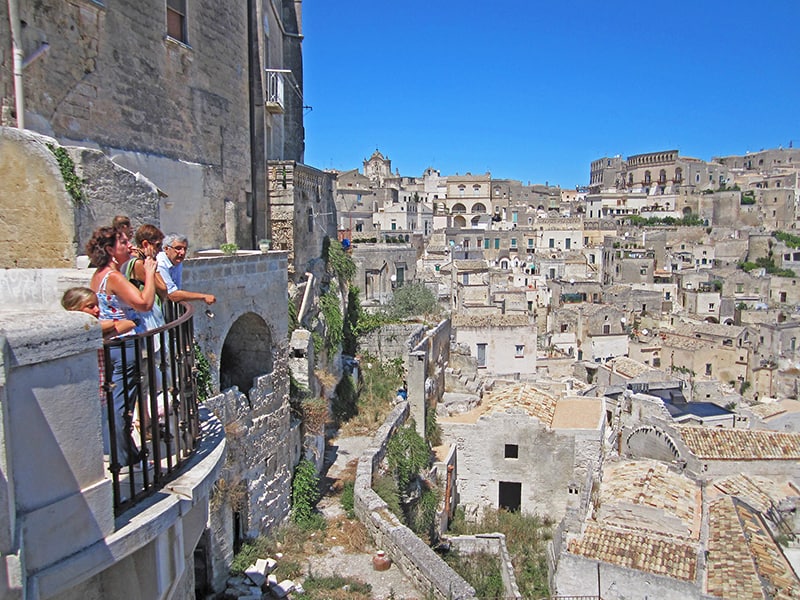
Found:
<box><xmin>294</xmin><ymin>575</ymin><xmax>372</xmax><ymax>600</ymax></box>
<box><xmin>387</xmin><ymin>282</ymin><xmax>440</xmax><ymax>320</ymax></box>
<box><xmin>740</xmin><ymin>380</ymin><xmax>751</xmax><ymax>395</ymax></box>
<box><xmin>449</xmin><ymin>508</ymin><xmax>553</xmax><ymax>598</ymax></box>
<box><xmin>342</xmin><ymin>287</ymin><xmax>361</xmax><ymax>356</ymax></box>
<box><xmin>442</xmin><ymin>551</ymin><xmax>504</xmax><ymax>599</ymax></box>
<box><xmin>741</xmin><ymin>191</ymin><xmax>756</xmax><ymax>205</ymax></box>
<box><xmin>425</xmin><ymin>405</ymin><xmax>442</xmax><ymax>446</ymax></box>
<box><xmin>324</xmin><ymin>237</ymin><xmax>356</xmax><ymax>283</ymax></box>
<box><xmin>628</xmin><ymin>214</ymin><xmax>705</xmax><ymax>227</ymax></box>
<box><xmin>332</xmin><ymin>373</ymin><xmax>358</xmax><ymax>423</ymax></box>
<box><xmin>387</xmin><ymin>424</ymin><xmax>430</xmax><ymax>492</ymax></box>
<box><xmin>288</xmin><ymin>296</ymin><xmax>299</xmax><ymax>336</ymax></box>
<box><xmin>372</xmin><ymin>473</ymin><xmax>402</xmax><ymax>517</ymax></box>
<box><xmin>319</xmin><ymin>288</ymin><xmax>343</xmax><ymax>354</ymax></box>
<box><xmin>220</xmin><ymin>242</ymin><xmax>239</xmax><ymax>255</ymax></box>
<box><xmin>738</xmin><ymin>257</ymin><xmax>796</xmax><ymax>277</ymax></box>
<box><xmin>47</xmin><ymin>143</ymin><xmax>86</xmax><ymax>205</ymax></box>
<box><xmin>340</xmin><ymin>480</ymin><xmax>355</xmax><ymax>519</ymax></box>
<box><xmin>338</xmin><ymin>355</ymin><xmax>404</xmax><ymax>437</ymax></box>
<box><xmin>774</xmin><ymin>231</ymin><xmax>800</xmax><ymax>249</ymax></box>
<box><xmin>193</xmin><ymin>342</ymin><xmax>213</xmax><ymax>403</ymax></box>
<box><xmin>291</xmin><ymin>459</ymin><xmax>324</xmax><ymax>530</ymax></box>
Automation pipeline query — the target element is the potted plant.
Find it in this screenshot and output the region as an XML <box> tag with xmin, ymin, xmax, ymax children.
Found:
<box><xmin>258</xmin><ymin>239</ymin><xmax>271</xmax><ymax>253</ymax></box>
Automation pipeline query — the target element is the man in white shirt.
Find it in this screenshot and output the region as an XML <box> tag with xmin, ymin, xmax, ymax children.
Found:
<box><xmin>156</xmin><ymin>233</ymin><xmax>216</xmax><ymax>305</ymax></box>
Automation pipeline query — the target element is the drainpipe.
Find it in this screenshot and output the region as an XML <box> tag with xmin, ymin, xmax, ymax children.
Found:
<box><xmin>297</xmin><ymin>271</ymin><xmax>314</xmax><ymax>324</ymax></box>
<box><xmin>444</xmin><ymin>464</ymin><xmax>454</xmax><ymax>519</ymax></box>
<box><xmin>8</xmin><ymin>0</ymin><xmax>24</xmax><ymax>129</ymax></box>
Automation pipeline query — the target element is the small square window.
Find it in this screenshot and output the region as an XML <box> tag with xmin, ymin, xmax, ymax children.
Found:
<box><xmin>515</xmin><ymin>344</ymin><xmax>524</xmax><ymax>357</ymax></box>
<box><xmin>504</xmin><ymin>444</ymin><xmax>519</xmax><ymax>459</ymax></box>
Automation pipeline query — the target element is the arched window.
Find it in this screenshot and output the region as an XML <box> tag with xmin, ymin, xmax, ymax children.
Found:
<box><xmin>452</xmin><ymin>203</ymin><xmax>466</xmax><ymax>214</ymax></box>
<box><xmin>458</xmin><ymin>185</ymin><xmax>466</xmax><ymax>197</ymax></box>
<box><xmin>659</xmin><ymin>169</ymin><xmax>666</xmax><ymax>183</ymax></box>
<box><xmin>675</xmin><ymin>167</ymin><xmax>683</xmax><ymax>182</ymax></box>
<box><xmin>644</xmin><ymin>171</ymin><xmax>652</xmax><ymax>184</ymax></box>
<box><xmin>453</xmin><ymin>215</ymin><xmax>467</xmax><ymax>228</ymax></box>
<box><xmin>472</xmin><ymin>203</ymin><xmax>486</xmax><ymax>213</ymax></box>
<box><xmin>473</xmin><ymin>184</ymin><xmax>481</xmax><ymax>196</ymax></box>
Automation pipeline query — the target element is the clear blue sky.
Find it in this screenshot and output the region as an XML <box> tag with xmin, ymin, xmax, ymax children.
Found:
<box><xmin>302</xmin><ymin>1</ymin><xmax>800</xmax><ymax>189</ymax></box>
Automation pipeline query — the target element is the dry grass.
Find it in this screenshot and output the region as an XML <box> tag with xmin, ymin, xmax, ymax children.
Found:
<box><xmin>324</xmin><ymin>515</ymin><xmax>371</xmax><ymax>553</ymax></box>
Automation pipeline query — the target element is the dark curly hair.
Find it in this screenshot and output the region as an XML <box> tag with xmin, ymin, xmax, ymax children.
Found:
<box><xmin>85</xmin><ymin>226</ymin><xmax>119</xmax><ymax>268</ymax></box>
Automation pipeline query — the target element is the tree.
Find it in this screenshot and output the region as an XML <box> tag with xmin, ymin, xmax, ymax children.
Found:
<box><xmin>388</xmin><ymin>282</ymin><xmax>440</xmax><ymax>320</ymax></box>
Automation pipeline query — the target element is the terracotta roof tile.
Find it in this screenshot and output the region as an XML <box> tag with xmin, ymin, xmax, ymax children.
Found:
<box><xmin>707</xmin><ymin>497</ymin><xmax>800</xmax><ymax>599</ymax></box>
<box><xmin>567</xmin><ymin>523</ymin><xmax>697</xmax><ymax>581</ymax></box>
<box><xmin>678</xmin><ymin>426</ymin><xmax>800</xmax><ymax>460</ymax></box>
<box><xmin>482</xmin><ymin>383</ymin><xmax>558</xmax><ymax>427</ymax></box>
<box><xmin>598</xmin><ymin>460</ymin><xmax>701</xmax><ymax>539</ymax></box>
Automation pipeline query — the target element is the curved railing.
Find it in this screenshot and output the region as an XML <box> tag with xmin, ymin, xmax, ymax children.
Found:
<box><xmin>102</xmin><ymin>301</ymin><xmax>200</xmax><ymax>514</ymax></box>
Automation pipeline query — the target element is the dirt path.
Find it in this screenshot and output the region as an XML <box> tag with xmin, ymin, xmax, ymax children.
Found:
<box><xmin>312</xmin><ymin>435</ymin><xmax>422</xmax><ymax>600</ymax></box>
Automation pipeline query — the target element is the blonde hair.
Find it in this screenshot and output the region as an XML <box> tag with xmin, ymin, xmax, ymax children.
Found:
<box><xmin>61</xmin><ymin>287</ymin><xmax>97</xmax><ymax>312</ymax></box>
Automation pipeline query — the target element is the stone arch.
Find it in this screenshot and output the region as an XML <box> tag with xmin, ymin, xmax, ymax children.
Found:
<box><xmin>451</xmin><ymin>203</ymin><xmax>466</xmax><ymax>214</ymax></box>
<box><xmin>220</xmin><ymin>312</ymin><xmax>273</xmax><ymax>396</ymax></box>
<box><xmin>625</xmin><ymin>425</ymin><xmax>682</xmax><ymax>462</ymax></box>
<box><xmin>453</xmin><ymin>215</ymin><xmax>467</xmax><ymax>228</ymax></box>
<box><xmin>470</xmin><ymin>215</ymin><xmax>481</xmax><ymax>227</ymax></box>
<box><xmin>682</xmin><ymin>206</ymin><xmax>692</xmax><ymax>216</ymax></box>
<box><xmin>471</xmin><ymin>202</ymin><xmax>486</xmax><ymax>213</ymax></box>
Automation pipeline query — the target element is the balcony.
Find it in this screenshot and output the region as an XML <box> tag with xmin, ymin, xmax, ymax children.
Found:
<box><xmin>0</xmin><ymin>296</ymin><xmax>226</xmax><ymax>598</ymax></box>
<box><xmin>103</xmin><ymin>301</ymin><xmax>205</xmax><ymax>514</ymax></box>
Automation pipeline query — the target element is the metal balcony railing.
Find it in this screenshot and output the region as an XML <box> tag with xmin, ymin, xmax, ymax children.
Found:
<box><xmin>102</xmin><ymin>301</ymin><xmax>200</xmax><ymax>514</ymax></box>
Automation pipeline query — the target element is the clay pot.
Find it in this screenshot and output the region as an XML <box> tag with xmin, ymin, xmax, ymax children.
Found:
<box><xmin>372</xmin><ymin>551</ymin><xmax>391</xmax><ymax>571</ymax></box>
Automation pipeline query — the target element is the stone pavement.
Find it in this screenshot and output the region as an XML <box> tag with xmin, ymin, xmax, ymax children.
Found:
<box><xmin>313</xmin><ymin>435</ymin><xmax>422</xmax><ymax>600</ymax></box>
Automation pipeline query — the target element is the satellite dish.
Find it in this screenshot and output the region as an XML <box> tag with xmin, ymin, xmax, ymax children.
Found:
<box><xmin>642</xmin><ymin>328</ymin><xmax>649</xmax><ymax>335</ymax></box>
<box><xmin>620</xmin><ymin>317</ymin><xmax>627</xmax><ymax>323</ymax></box>
<box><xmin>390</xmin><ymin>275</ymin><xmax>397</xmax><ymax>282</ymax></box>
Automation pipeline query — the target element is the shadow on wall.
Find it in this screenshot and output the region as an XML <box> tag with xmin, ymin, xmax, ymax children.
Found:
<box><xmin>220</xmin><ymin>312</ymin><xmax>273</xmax><ymax>397</ymax></box>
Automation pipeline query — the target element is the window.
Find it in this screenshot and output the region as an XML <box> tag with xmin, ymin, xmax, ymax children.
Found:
<box><xmin>549</xmin><ymin>238</ymin><xmax>555</xmax><ymax>248</ymax></box>
<box><xmin>477</xmin><ymin>343</ymin><xmax>487</xmax><ymax>367</ymax></box>
<box><xmin>640</xmin><ymin>266</ymin><xmax>647</xmax><ymax>276</ymax></box>
<box><xmin>515</xmin><ymin>345</ymin><xmax>524</xmax><ymax>357</ymax></box>
<box><xmin>511</xmin><ymin>238</ymin><xmax>517</xmax><ymax>248</ymax></box>
<box><xmin>561</xmin><ymin>323</ymin><xmax>568</xmax><ymax>332</ymax></box>
<box><xmin>167</xmin><ymin>0</ymin><xmax>188</xmax><ymax>43</ymax></box>
<box><xmin>484</xmin><ymin>238</ymin><xmax>490</xmax><ymax>249</ymax></box>
<box><xmin>395</xmin><ymin>265</ymin><xmax>405</xmax><ymax>285</ymax></box>
<box><xmin>565</xmin><ymin>239</ymin><xmax>571</xmax><ymax>249</ymax></box>
<box><xmin>356</xmin><ymin>194</ymin><xmax>362</xmax><ymax>204</ymax></box>
<box><xmin>705</xmin><ymin>363</ymin><xmax>712</xmax><ymax>376</ymax></box>
<box><xmin>494</xmin><ymin>238</ymin><xmax>500</xmax><ymax>249</ymax></box>
<box><xmin>603</xmin><ymin>324</ymin><xmax>610</xmax><ymax>334</ymax></box>
<box><xmin>528</xmin><ymin>238</ymin><xmax>534</xmax><ymax>249</ymax></box>
<box><xmin>307</xmin><ymin>208</ymin><xmax>314</xmax><ymax>233</ymax></box>
<box><xmin>391</xmin><ymin>220</ymin><xmax>397</xmax><ymax>230</ymax></box>
<box><xmin>504</xmin><ymin>444</ymin><xmax>519</xmax><ymax>459</ymax></box>
<box><xmin>462</xmin><ymin>273</ymin><xmax>469</xmax><ymax>285</ymax></box>
<box><xmin>708</xmin><ymin>303</ymin><xmax>715</xmax><ymax>311</ymax></box>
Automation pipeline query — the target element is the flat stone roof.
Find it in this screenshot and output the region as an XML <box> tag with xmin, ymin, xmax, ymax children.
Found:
<box><xmin>550</xmin><ymin>397</ymin><xmax>603</xmax><ymax>430</ymax></box>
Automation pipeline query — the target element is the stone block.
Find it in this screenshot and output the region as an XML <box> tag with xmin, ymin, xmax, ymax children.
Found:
<box><xmin>244</xmin><ymin>564</ymin><xmax>266</xmax><ymax>587</ymax></box>
<box><xmin>269</xmin><ymin>579</ymin><xmax>295</xmax><ymax>598</ymax></box>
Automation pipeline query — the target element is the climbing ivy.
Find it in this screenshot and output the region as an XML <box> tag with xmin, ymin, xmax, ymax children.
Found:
<box><xmin>291</xmin><ymin>458</ymin><xmax>322</xmax><ymax>529</ymax></box>
<box><xmin>46</xmin><ymin>143</ymin><xmax>86</xmax><ymax>205</ymax></box>
<box><xmin>319</xmin><ymin>289</ymin><xmax>343</xmax><ymax>354</ymax></box>
<box><xmin>387</xmin><ymin>423</ymin><xmax>429</xmax><ymax>492</ymax></box>
<box><xmin>324</xmin><ymin>236</ymin><xmax>356</xmax><ymax>283</ymax></box>
<box><xmin>193</xmin><ymin>342</ymin><xmax>212</xmax><ymax>402</ymax></box>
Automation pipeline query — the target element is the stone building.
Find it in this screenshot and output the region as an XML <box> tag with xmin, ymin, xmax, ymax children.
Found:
<box><xmin>439</xmin><ymin>382</ymin><xmax>604</xmax><ymax>523</ymax></box>
<box><xmin>267</xmin><ymin>160</ymin><xmax>336</xmax><ymax>278</ymax></box>
<box><xmin>1</xmin><ymin>0</ymin><xmax>305</xmax><ymax>250</ymax></box>
<box><xmin>451</xmin><ymin>313</ymin><xmax>537</xmax><ymax>376</ymax></box>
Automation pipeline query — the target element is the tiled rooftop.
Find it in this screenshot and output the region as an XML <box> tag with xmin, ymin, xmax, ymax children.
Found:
<box><xmin>710</xmin><ymin>474</ymin><xmax>797</xmax><ymax>514</ymax></box>
<box><xmin>607</xmin><ymin>356</ymin><xmax>657</xmax><ymax>379</ymax></box>
<box><xmin>679</xmin><ymin>426</ymin><xmax>800</xmax><ymax>460</ymax></box>
<box><xmin>706</xmin><ymin>496</ymin><xmax>800</xmax><ymax>599</ymax></box>
<box><xmin>598</xmin><ymin>460</ymin><xmax>701</xmax><ymax>540</ymax></box>
<box><xmin>567</xmin><ymin>523</ymin><xmax>697</xmax><ymax>582</ymax></box>
<box><xmin>482</xmin><ymin>383</ymin><xmax>558</xmax><ymax>427</ymax></box>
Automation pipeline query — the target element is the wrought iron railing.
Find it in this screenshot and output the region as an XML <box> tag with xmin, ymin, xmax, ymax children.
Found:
<box><xmin>102</xmin><ymin>301</ymin><xmax>200</xmax><ymax>514</ymax></box>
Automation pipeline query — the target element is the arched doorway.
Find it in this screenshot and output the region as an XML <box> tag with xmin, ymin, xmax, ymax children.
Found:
<box><xmin>220</xmin><ymin>312</ymin><xmax>273</xmax><ymax>396</ymax></box>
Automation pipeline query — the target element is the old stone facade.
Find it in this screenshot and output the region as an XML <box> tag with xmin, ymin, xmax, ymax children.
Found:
<box><xmin>2</xmin><ymin>0</ymin><xmax>305</xmax><ymax>251</ymax></box>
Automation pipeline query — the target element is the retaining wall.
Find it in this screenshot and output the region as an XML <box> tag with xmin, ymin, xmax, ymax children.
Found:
<box><xmin>353</xmin><ymin>402</ymin><xmax>476</xmax><ymax>600</ymax></box>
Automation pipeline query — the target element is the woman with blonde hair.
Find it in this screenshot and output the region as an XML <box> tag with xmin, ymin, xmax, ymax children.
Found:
<box><xmin>85</xmin><ymin>226</ymin><xmax>157</xmax><ymax>469</ymax></box>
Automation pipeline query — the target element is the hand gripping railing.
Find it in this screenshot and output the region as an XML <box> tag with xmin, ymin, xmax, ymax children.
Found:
<box><xmin>101</xmin><ymin>301</ymin><xmax>200</xmax><ymax>514</ymax></box>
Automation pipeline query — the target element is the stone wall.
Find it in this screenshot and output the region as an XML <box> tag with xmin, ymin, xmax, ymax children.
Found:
<box><xmin>359</xmin><ymin>323</ymin><xmax>425</xmax><ymax>363</ymax></box>
<box><xmin>448</xmin><ymin>534</ymin><xmax>521</xmax><ymax>600</ymax></box>
<box><xmin>1</xmin><ymin>0</ymin><xmax>254</xmax><ymax>250</ymax></box>
<box><xmin>353</xmin><ymin>402</ymin><xmax>477</xmax><ymax>600</ymax></box>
